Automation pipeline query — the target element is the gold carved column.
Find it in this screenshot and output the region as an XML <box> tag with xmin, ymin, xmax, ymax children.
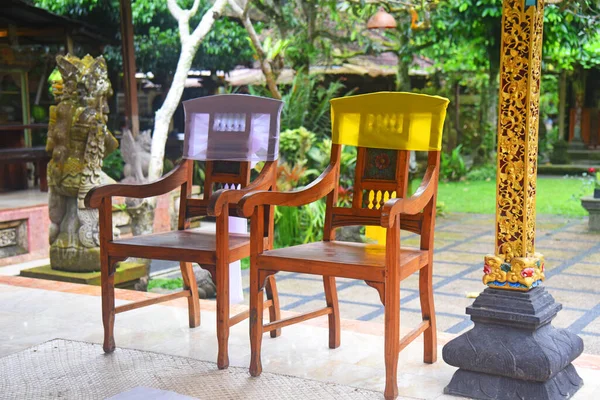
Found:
<box><xmin>483</xmin><ymin>0</ymin><xmax>546</xmax><ymax>291</ymax></box>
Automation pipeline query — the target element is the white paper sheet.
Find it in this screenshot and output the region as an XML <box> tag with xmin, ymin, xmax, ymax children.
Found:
<box><xmin>225</xmin><ymin>183</ymin><xmax>245</xmax><ymax>304</ymax></box>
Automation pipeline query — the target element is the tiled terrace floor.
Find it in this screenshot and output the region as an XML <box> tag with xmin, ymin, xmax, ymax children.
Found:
<box><xmin>251</xmin><ymin>214</ymin><xmax>600</xmax><ymax>348</ymax></box>
<box><xmin>155</xmin><ymin>213</ymin><xmax>600</xmax><ymax>354</ymax></box>
<box><xmin>1</xmin><ymin>276</ymin><xmax>600</xmax><ymax>399</ymax></box>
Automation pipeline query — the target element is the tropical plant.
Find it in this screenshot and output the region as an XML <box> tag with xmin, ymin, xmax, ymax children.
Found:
<box><xmin>281</xmin><ymin>71</ymin><xmax>347</xmax><ymax>136</ymax></box>
<box><xmin>277</xmin><ymin>162</ymin><xmax>309</xmax><ymax>191</ymax></box>
<box><xmin>589</xmin><ymin>167</ymin><xmax>600</xmax><ymax>190</ymax></box>
<box><xmin>441</xmin><ymin>145</ymin><xmax>467</xmax><ymax>182</ymax></box>
<box><xmin>466</xmin><ymin>163</ymin><xmax>496</xmax><ymax>182</ymax></box>
<box><xmin>279</xmin><ymin>127</ymin><xmax>316</xmax><ymax>164</ymax></box>
<box><xmin>102</xmin><ymin>149</ymin><xmax>124</xmax><ymax>181</ymax></box>
<box><xmin>274</xmin><ymin>200</ymin><xmax>326</xmax><ymax>248</ymax></box>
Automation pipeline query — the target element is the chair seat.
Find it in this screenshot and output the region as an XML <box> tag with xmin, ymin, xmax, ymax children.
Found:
<box><xmin>108</xmin><ymin>229</ymin><xmax>252</xmax><ymax>264</ymax></box>
<box><xmin>258</xmin><ymin>241</ymin><xmax>429</xmax><ymax>282</ymax></box>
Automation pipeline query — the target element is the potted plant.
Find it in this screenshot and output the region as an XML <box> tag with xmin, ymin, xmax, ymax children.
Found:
<box><xmin>591</xmin><ymin>167</ymin><xmax>600</xmax><ymax>199</ymax></box>
<box><xmin>588</xmin><ymin>167</ymin><xmax>600</xmax><ymax>199</ymax></box>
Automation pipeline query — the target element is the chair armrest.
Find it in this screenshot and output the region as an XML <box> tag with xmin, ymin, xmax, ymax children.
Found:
<box><xmin>84</xmin><ymin>162</ymin><xmax>189</xmax><ymax>209</ymax></box>
<box><xmin>238</xmin><ymin>164</ymin><xmax>338</xmax><ymax>217</ymax></box>
<box><xmin>380</xmin><ymin>165</ymin><xmax>438</xmax><ymax>228</ymax></box>
<box><xmin>207</xmin><ymin>161</ymin><xmax>277</xmax><ymax>217</ymax></box>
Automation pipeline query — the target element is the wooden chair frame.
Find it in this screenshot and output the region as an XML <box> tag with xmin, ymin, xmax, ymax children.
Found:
<box><xmin>238</xmin><ymin>144</ymin><xmax>441</xmax><ymax>400</ymax></box>
<box><xmin>85</xmin><ymin>158</ymin><xmax>281</xmax><ymax>369</ymax></box>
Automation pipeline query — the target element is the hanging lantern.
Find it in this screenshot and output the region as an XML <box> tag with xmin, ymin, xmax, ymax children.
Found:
<box><xmin>367</xmin><ymin>7</ymin><xmax>397</xmax><ymax>29</ymax></box>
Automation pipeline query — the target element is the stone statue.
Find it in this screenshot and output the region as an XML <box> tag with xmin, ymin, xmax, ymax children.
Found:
<box><xmin>119</xmin><ymin>128</ymin><xmax>153</xmax><ymax>237</ymax></box>
<box><xmin>121</xmin><ymin>129</ymin><xmax>151</xmax><ymax>184</ymax></box>
<box><xmin>46</xmin><ymin>54</ymin><xmax>118</xmax><ymax>272</ymax></box>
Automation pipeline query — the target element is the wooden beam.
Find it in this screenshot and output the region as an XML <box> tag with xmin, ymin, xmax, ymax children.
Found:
<box><xmin>119</xmin><ymin>0</ymin><xmax>139</xmax><ymax>136</ymax></box>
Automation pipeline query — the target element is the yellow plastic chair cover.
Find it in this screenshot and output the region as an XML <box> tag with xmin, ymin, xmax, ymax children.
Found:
<box><xmin>330</xmin><ymin>91</ymin><xmax>449</xmax><ymax>151</ymax></box>
<box><xmin>330</xmin><ymin>92</ymin><xmax>449</xmax><ymax>245</ymax></box>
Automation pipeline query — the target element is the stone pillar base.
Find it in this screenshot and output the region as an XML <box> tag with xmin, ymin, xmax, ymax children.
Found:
<box><xmin>446</xmin><ymin>365</ymin><xmax>582</xmax><ymax>400</ymax></box>
<box><xmin>581</xmin><ymin>196</ymin><xmax>600</xmax><ymax>232</ymax></box>
<box><xmin>443</xmin><ymin>287</ymin><xmax>584</xmax><ymax>400</ymax></box>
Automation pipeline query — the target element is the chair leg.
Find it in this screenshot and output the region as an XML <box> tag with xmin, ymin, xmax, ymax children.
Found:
<box><xmin>180</xmin><ymin>262</ymin><xmax>200</xmax><ymax>328</ymax></box>
<box><xmin>419</xmin><ymin>262</ymin><xmax>437</xmax><ymax>363</ymax></box>
<box><xmin>265</xmin><ymin>275</ymin><xmax>281</xmax><ymax>338</ymax></box>
<box><xmin>216</xmin><ymin>260</ymin><xmax>230</xmax><ymax>369</ymax></box>
<box><xmin>384</xmin><ymin>279</ymin><xmax>400</xmax><ymax>400</ymax></box>
<box><xmin>323</xmin><ymin>276</ymin><xmax>340</xmax><ymax>349</ymax></box>
<box><xmin>249</xmin><ymin>267</ymin><xmax>264</xmax><ymax>377</ymax></box>
<box><xmin>101</xmin><ymin>258</ymin><xmax>116</xmax><ymax>353</ymax></box>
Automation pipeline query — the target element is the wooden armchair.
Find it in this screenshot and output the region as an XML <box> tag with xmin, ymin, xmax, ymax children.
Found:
<box><xmin>238</xmin><ymin>92</ymin><xmax>449</xmax><ymax>400</ymax></box>
<box><xmin>85</xmin><ymin>94</ymin><xmax>284</xmax><ymax>369</ymax></box>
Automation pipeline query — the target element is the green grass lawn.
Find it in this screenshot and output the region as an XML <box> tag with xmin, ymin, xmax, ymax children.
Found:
<box><xmin>436</xmin><ymin>177</ymin><xmax>592</xmax><ymax>216</ymax></box>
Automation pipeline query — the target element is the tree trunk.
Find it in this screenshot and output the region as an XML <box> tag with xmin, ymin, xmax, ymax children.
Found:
<box><xmin>148</xmin><ymin>0</ymin><xmax>228</xmax><ymax>183</ymax></box>
<box><xmin>558</xmin><ymin>70</ymin><xmax>567</xmax><ymax>141</ymax></box>
<box><xmin>148</xmin><ymin>43</ymin><xmax>196</xmax><ymax>182</ymax></box>
<box><xmin>396</xmin><ymin>60</ymin><xmax>411</xmax><ymax>92</ymax></box>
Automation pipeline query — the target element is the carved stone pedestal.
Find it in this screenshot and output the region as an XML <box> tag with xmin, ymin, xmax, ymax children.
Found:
<box><xmin>443</xmin><ymin>287</ymin><xmax>584</xmax><ymax>400</ymax></box>
<box><xmin>581</xmin><ymin>196</ymin><xmax>600</xmax><ymax>232</ymax></box>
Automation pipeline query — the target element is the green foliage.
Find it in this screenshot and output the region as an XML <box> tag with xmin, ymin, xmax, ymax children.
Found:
<box><xmin>102</xmin><ymin>149</ymin><xmax>124</xmax><ymax>181</ymax></box>
<box><xmin>193</xmin><ymin>162</ymin><xmax>205</xmax><ymax>186</ymax></box>
<box><xmin>544</xmin><ymin>1</ymin><xmax>600</xmax><ymax>70</ymax></box>
<box><xmin>251</xmin><ymin>71</ymin><xmax>347</xmax><ymax>137</ymax></box>
<box><xmin>572</xmin><ymin>170</ymin><xmax>599</xmax><ymax>200</ymax></box>
<box><xmin>466</xmin><ymin>164</ymin><xmax>496</xmax><ymax>182</ymax></box>
<box><xmin>279</xmin><ymin>127</ymin><xmax>316</xmax><ymax>164</ymax></box>
<box><xmin>274</xmin><ymin>200</ymin><xmax>326</xmax><ymax>248</ymax></box>
<box><xmin>441</xmin><ymin>145</ymin><xmax>467</xmax><ymax>182</ymax></box>
<box><xmin>34</xmin><ymin>0</ymin><xmax>253</xmax><ymax>84</ymax></box>
<box><xmin>147</xmin><ymin>278</ymin><xmax>184</xmax><ymax>291</ymax></box>
<box><xmin>249</xmin><ymin>0</ymin><xmax>349</xmax><ymax>71</ymax></box>
<box><xmin>280</xmin><ymin>71</ymin><xmax>347</xmax><ymax>136</ymax></box>
<box><xmin>241</xmin><ymin>257</ymin><xmax>249</xmax><ymax>270</ymax></box>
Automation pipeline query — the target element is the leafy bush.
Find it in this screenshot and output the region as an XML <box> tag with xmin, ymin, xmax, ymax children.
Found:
<box><xmin>280</xmin><ymin>71</ymin><xmax>346</xmax><ymax>136</ymax></box>
<box><xmin>441</xmin><ymin>145</ymin><xmax>467</xmax><ymax>181</ymax></box>
<box><xmin>249</xmin><ymin>71</ymin><xmax>348</xmax><ymax>137</ymax></box>
<box><xmin>466</xmin><ymin>164</ymin><xmax>497</xmax><ymax>181</ymax></box>
<box><xmin>279</xmin><ymin>127</ymin><xmax>316</xmax><ymax>164</ymax></box>
<box><xmin>274</xmin><ymin>200</ymin><xmax>326</xmax><ymax>248</ymax></box>
<box><xmin>102</xmin><ymin>149</ymin><xmax>124</xmax><ymax>181</ymax></box>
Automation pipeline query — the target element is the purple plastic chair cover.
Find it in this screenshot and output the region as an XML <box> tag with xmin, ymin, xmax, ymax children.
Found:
<box><xmin>182</xmin><ymin>94</ymin><xmax>284</xmax><ymax>162</ymax></box>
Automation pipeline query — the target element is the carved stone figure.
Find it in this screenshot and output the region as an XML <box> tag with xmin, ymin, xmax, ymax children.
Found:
<box><xmin>119</xmin><ymin>128</ymin><xmax>154</xmax><ymax>237</ymax></box>
<box><xmin>47</xmin><ymin>54</ymin><xmax>118</xmax><ymax>272</ymax></box>
<box><xmin>121</xmin><ymin>129</ymin><xmax>151</xmax><ymax>184</ymax></box>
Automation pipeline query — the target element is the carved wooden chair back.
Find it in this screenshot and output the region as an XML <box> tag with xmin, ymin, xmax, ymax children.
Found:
<box><xmin>181</xmin><ymin>94</ymin><xmax>283</xmax><ymax>230</ymax></box>
<box><xmin>326</xmin><ymin>92</ymin><xmax>449</xmax><ymax>243</ymax></box>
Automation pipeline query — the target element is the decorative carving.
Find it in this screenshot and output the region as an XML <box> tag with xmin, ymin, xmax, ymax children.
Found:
<box><xmin>121</xmin><ymin>129</ymin><xmax>151</xmax><ymax>184</ymax></box>
<box><xmin>0</xmin><ymin>220</ymin><xmax>28</xmax><ymax>258</ymax></box>
<box><xmin>483</xmin><ymin>253</ymin><xmax>544</xmax><ymax>291</ymax></box>
<box><xmin>487</xmin><ymin>0</ymin><xmax>545</xmax><ymax>290</ymax></box>
<box><xmin>363</xmin><ymin>148</ymin><xmax>397</xmax><ymax>181</ymax></box>
<box><xmin>0</xmin><ymin>228</ymin><xmax>17</xmax><ymax>248</ymax></box>
<box><xmin>46</xmin><ymin>54</ymin><xmax>117</xmax><ymax>272</ymax></box>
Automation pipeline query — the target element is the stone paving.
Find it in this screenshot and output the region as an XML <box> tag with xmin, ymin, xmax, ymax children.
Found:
<box><xmin>157</xmin><ymin>213</ymin><xmax>600</xmax><ymax>354</ymax></box>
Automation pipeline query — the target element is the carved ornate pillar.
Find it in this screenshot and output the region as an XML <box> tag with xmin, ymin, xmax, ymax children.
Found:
<box><xmin>442</xmin><ymin>1</ymin><xmax>584</xmax><ymax>398</ymax></box>
<box><xmin>484</xmin><ymin>0</ymin><xmax>546</xmax><ymax>290</ymax></box>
